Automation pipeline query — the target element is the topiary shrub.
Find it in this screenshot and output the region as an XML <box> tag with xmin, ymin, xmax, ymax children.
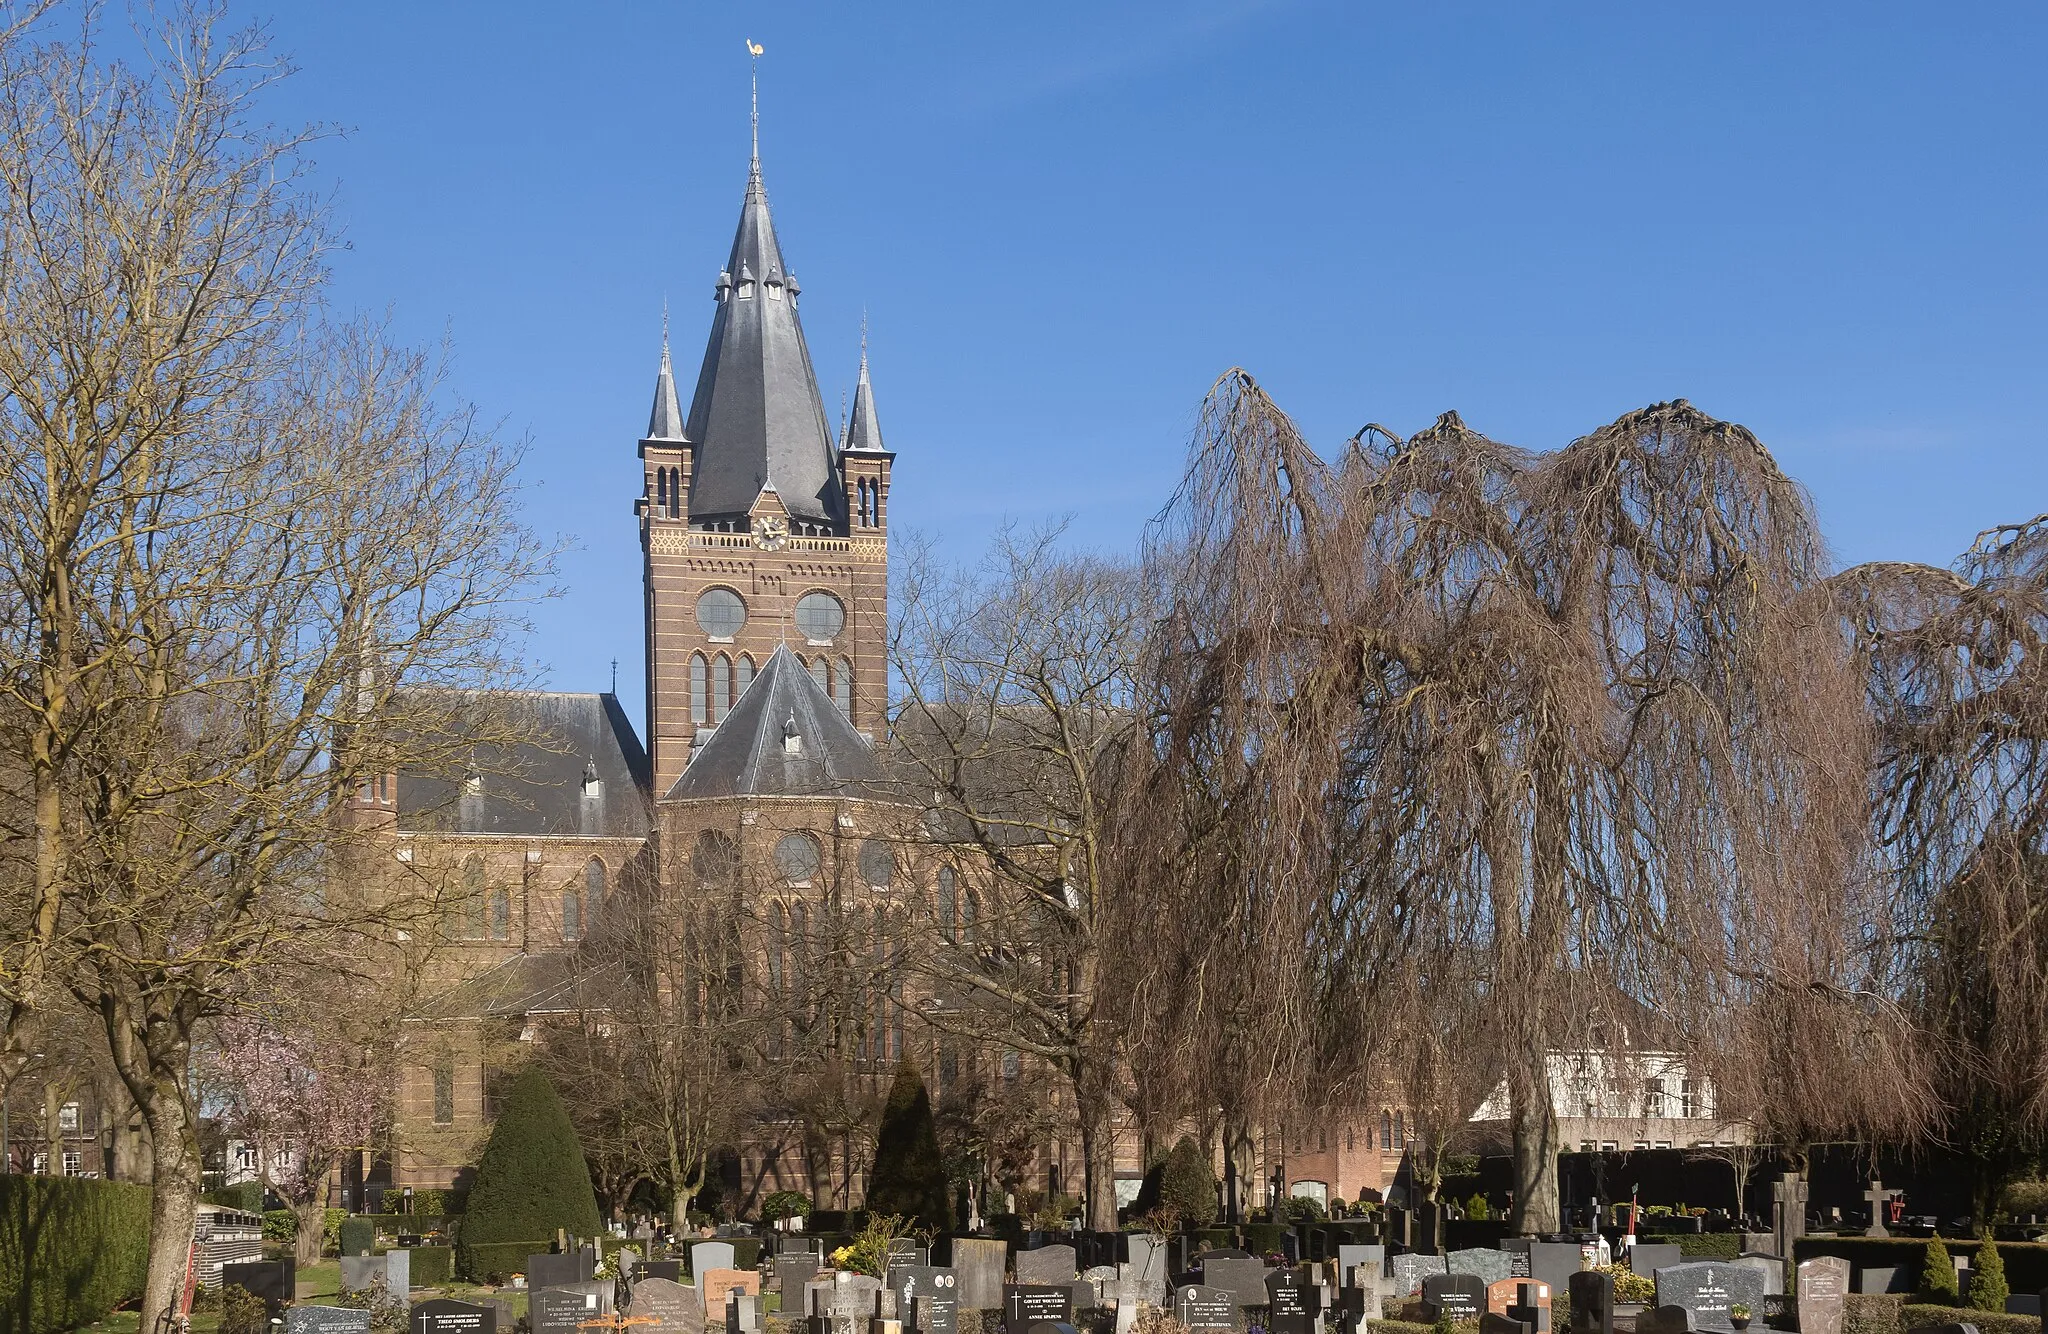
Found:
<box><xmin>1465</xmin><ymin>1194</ymin><xmax>1490</xmax><ymax>1221</ymax></box>
<box><xmin>339</xmin><ymin>1216</ymin><xmax>375</xmax><ymax>1257</ymax></box>
<box><xmin>0</xmin><ymin>1176</ymin><xmax>151</xmax><ymax>1334</ymax></box>
<box><xmin>1916</xmin><ymin>1236</ymin><xmax>1959</xmax><ymax>1305</ymax></box>
<box><xmin>1161</xmin><ymin>1136</ymin><xmax>1218</xmax><ymax>1228</ymax></box>
<box><xmin>865</xmin><ymin>1061</ymin><xmax>949</xmax><ymax>1232</ymax></box>
<box><xmin>1967</xmin><ymin>1234</ymin><xmax>2009</xmax><ymax>1313</ymax></box>
<box><xmin>456</xmin><ymin>1063</ymin><xmax>601</xmax><ymax>1279</ymax></box>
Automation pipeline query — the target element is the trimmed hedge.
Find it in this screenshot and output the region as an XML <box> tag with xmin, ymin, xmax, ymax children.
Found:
<box><xmin>462</xmin><ymin>1240</ymin><xmax>546</xmax><ymax>1284</ymax></box>
<box><xmin>1369</xmin><ymin>1321</ymin><xmax>1438</xmax><ymax>1334</ymax></box>
<box><xmin>409</xmin><ymin>1245</ymin><xmax>454</xmax><ymax>1287</ymax></box>
<box><xmin>1901</xmin><ymin>1305</ymin><xmax>2039</xmax><ymax>1334</ymax></box>
<box><xmin>1242</xmin><ymin>1223</ymin><xmax>1288</xmax><ymax>1256</ymax></box>
<box><xmin>456</xmin><ymin>1065</ymin><xmax>599</xmax><ymax>1278</ymax></box>
<box><xmin>0</xmin><ymin>1176</ymin><xmax>151</xmax><ymax>1334</ymax></box>
<box><xmin>1795</xmin><ymin>1237</ymin><xmax>2048</xmax><ymax>1296</ymax></box>
<box><xmin>1642</xmin><ymin>1232</ymin><xmax>1742</xmax><ymax>1261</ymax></box>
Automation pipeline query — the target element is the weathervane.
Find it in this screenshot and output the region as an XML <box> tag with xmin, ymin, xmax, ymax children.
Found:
<box><xmin>747</xmin><ymin>39</ymin><xmax>764</xmax><ymax>162</ymax></box>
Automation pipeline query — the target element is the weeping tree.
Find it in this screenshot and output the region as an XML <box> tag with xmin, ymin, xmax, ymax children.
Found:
<box><xmin>1128</xmin><ymin>374</ymin><xmax>1889</xmax><ymax>1233</ymax></box>
<box><xmin>1834</xmin><ymin>517</ymin><xmax>2048</xmax><ymax>1218</ymax></box>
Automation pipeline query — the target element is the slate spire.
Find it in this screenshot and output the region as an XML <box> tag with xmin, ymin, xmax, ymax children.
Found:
<box><xmin>842</xmin><ymin>324</ymin><xmax>885</xmax><ymax>454</ymax></box>
<box><xmin>646</xmin><ymin>304</ymin><xmax>685</xmax><ymax>441</ymax></box>
<box><xmin>679</xmin><ymin>113</ymin><xmax>841</xmax><ymax>524</ymax></box>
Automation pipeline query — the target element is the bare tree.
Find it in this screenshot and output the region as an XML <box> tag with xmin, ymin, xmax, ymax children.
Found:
<box><xmin>1133</xmin><ymin>375</ymin><xmax>1887</xmax><ymax>1234</ymax></box>
<box><xmin>0</xmin><ymin>11</ymin><xmax>551</xmax><ymax>1321</ymax></box>
<box><xmin>890</xmin><ymin>525</ymin><xmax>1148</xmax><ymax>1231</ymax></box>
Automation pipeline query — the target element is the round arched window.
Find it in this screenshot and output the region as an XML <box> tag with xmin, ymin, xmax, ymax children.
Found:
<box><xmin>690</xmin><ymin>831</ymin><xmax>740</xmax><ymax>888</ymax></box>
<box><xmin>696</xmin><ymin>588</ymin><xmax>747</xmax><ymax>638</ymax></box>
<box><xmin>774</xmin><ymin>833</ymin><xmax>822</xmax><ymax>885</ymax></box>
<box><xmin>794</xmin><ymin>591</ymin><xmax>845</xmax><ymax>642</ymax></box>
<box><xmin>858</xmin><ymin>839</ymin><xmax>895</xmax><ymax>889</ymax></box>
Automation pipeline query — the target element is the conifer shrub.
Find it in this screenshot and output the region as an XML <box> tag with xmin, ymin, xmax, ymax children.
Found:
<box><xmin>1916</xmin><ymin>1235</ymin><xmax>1959</xmax><ymax>1305</ymax></box>
<box><xmin>1967</xmin><ymin>1234</ymin><xmax>2009</xmax><ymax>1313</ymax></box>
<box><xmin>1161</xmin><ymin>1136</ymin><xmax>1218</xmax><ymax>1228</ymax></box>
<box><xmin>865</xmin><ymin>1060</ymin><xmax>950</xmax><ymax>1232</ymax></box>
<box><xmin>456</xmin><ymin>1063</ymin><xmax>601</xmax><ymax>1279</ymax></box>
<box><xmin>0</xmin><ymin>1176</ymin><xmax>151</xmax><ymax>1334</ymax></box>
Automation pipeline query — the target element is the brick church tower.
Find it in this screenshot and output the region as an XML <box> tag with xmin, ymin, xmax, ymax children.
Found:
<box><xmin>638</xmin><ymin>141</ymin><xmax>893</xmax><ymax>797</ymax></box>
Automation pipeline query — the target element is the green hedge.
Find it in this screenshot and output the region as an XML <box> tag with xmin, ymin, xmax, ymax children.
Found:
<box><xmin>0</xmin><ymin>1176</ymin><xmax>151</xmax><ymax>1334</ymax></box>
<box><xmin>203</xmin><ymin>1183</ymin><xmax>264</xmax><ymax>1213</ymax></box>
<box><xmin>1642</xmin><ymin>1232</ymin><xmax>1742</xmax><ymax>1261</ymax></box>
<box><xmin>1242</xmin><ymin>1223</ymin><xmax>1288</xmax><ymax>1256</ymax></box>
<box><xmin>409</xmin><ymin>1245</ymin><xmax>454</xmax><ymax>1287</ymax></box>
<box><xmin>460</xmin><ymin>1239</ymin><xmax>547</xmax><ymax>1284</ymax></box>
<box><xmin>1369</xmin><ymin>1321</ymin><xmax>1438</xmax><ymax>1334</ymax></box>
<box><xmin>1901</xmin><ymin>1305</ymin><xmax>2040</xmax><ymax>1334</ymax></box>
<box><xmin>1795</xmin><ymin>1237</ymin><xmax>2048</xmax><ymax>1296</ymax></box>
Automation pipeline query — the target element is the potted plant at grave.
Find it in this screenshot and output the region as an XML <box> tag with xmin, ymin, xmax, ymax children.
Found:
<box><xmin>1729</xmin><ymin>1303</ymin><xmax>1751</xmax><ymax>1331</ymax></box>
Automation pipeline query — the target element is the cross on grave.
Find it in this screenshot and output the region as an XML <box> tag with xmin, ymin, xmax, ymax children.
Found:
<box><xmin>1770</xmin><ymin>1176</ymin><xmax>1808</xmax><ymax>1261</ymax></box>
<box><xmin>1862</xmin><ymin>1182</ymin><xmax>1903</xmax><ymax>1239</ymax></box>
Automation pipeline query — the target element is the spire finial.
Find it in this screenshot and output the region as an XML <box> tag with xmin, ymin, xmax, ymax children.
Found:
<box><xmin>747</xmin><ymin>39</ymin><xmax>764</xmax><ymax>169</ymax></box>
<box><xmin>859</xmin><ymin>308</ymin><xmax>869</xmax><ymax>380</ymax></box>
<box><xmin>661</xmin><ymin>296</ymin><xmax>670</xmax><ymax>360</ymax></box>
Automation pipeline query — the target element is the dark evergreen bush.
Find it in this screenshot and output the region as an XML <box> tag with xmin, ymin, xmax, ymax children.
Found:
<box><xmin>456</xmin><ymin>1063</ymin><xmax>601</xmax><ymax>1279</ymax></box>
<box><xmin>865</xmin><ymin>1060</ymin><xmax>949</xmax><ymax>1232</ymax></box>
<box><xmin>0</xmin><ymin>1176</ymin><xmax>151</xmax><ymax>1334</ymax></box>
<box><xmin>1160</xmin><ymin>1135</ymin><xmax>1218</xmax><ymax>1228</ymax></box>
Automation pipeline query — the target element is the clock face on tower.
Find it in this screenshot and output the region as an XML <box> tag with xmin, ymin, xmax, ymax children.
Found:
<box><xmin>752</xmin><ymin>514</ymin><xmax>787</xmax><ymax>550</ymax></box>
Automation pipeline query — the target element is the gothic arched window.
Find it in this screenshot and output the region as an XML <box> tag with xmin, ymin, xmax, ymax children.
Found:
<box><xmin>689</xmin><ymin>653</ymin><xmax>708</xmax><ymax>725</ymax></box>
<box><xmin>835</xmin><ymin>659</ymin><xmax>852</xmax><ymax>717</ymax></box>
<box><xmin>939</xmin><ymin>866</ymin><xmax>957</xmax><ymax>941</ymax></box>
<box><xmin>561</xmin><ymin>889</ymin><xmax>581</xmax><ymax>941</ymax></box>
<box><xmin>736</xmin><ymin>654</ymin><xmax>756</xmax><ymax>699</ymax></box>
<box><xmin>584</xmin><ymin>857</ymin><xmax>606</xmax><ymax>923</ymax></box>
<box><xmin>1394</xmin><ymin>1111</ymin><xmax>1406</xmax><ymax>1145</ymax></box>
<box><xmin>691</xmin><ymin>830</ymin><xmax>741</xmax><ymax>890</ymax></box>
<box><xmin>460</xmin><ymin>854</ymin><xmax>486</xmax><ymax>939</ymax></box>
<box><xmin>1380</xmin><ymin>1110</ymin><xmax>1392</xmax><ymax>1150</ymax></box>
<box><xmin>489</xmin><ymin>888</ymin><xmax>510</xmax><ymax>940</ymax></box>
<box><xmin>712</xmin><ymin>653</ymin><xmax>732</xmax><ymax>721</ymax></box>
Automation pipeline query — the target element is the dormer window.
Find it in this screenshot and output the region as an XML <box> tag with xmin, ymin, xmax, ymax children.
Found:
<box><xmin>767</xmin><ymin>280</ymin><xmax>783</xmax><ymax>302</ymax></box>
<box><xmin>580</xmin><ymin>759</ymin><xmax>602</xmax><ymax>801</ymax></box>
<box><xmin>783</xmin><ymin>711</ymin><xmax>802</xmax><ymax>755</ymax></box>
<box><xmin>737</xmin><ymin>280</ymin><xmax>754</xmax><ymax>300</ymax></box>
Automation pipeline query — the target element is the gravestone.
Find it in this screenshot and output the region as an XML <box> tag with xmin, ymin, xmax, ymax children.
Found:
<box><xmin>1081</xmin><ymin>1267</ymin><xmax>1119</xmax><ymax>1306</ymax></box>
<box><xmin>1174</xmin><ymin>1284</ymin><xmax>1238</xmax><ymax>1332</ymax></box>
<box><xmin>780</xmin><ymin>1255</ymin><xmax>826</xmax><ymax>1295</ymax></box>
<box><xmin>781</xmin><ymin>1237</ymin><xmax>821</xmax><ymax>1255</ymax></box>
<box><xmin>1391</xmin><ymin>1254</ymin><xmax>1447</xmax><ymax>1296</ymax></box>
<box><xmin>1634</xmin><ymin>1308</ymin><xmax>1694</xmax><ymax>1334</ymax></box>
<box><xmin>692</xmin><ymin>1243</ymin><xmax>738</xmax><ymax>1280</ymax></box>
<box><xmin>1797</xmin><ymin>1257</ymin><xmax>1850</xmax><ymax>1334</ymax></box>
<box><xmin>223</xmin><ymin>1259</ymin><xmax>294</xmax><ymax>1310</ymax></box>
<box><xmin>532</xmin><ymin>1282</ymin><xmax>614</xmax><ymax>1334</ymax></box>
<box><xmin>1422</xmin><ymin>1273</ymin><xmax>1488</xmax><ymax>1325</ymax></box>
<box><xmin>1731</xmin><ymin>1255</ymin><xmax>1782</xmax><ymax>1298</ymax></box>
<box><xmin>1488</xmin><ymin>1279</ymin><xmax>1551</xmax><ymax>1324</ymax></box>
<box><xmin>1016</xmin><ymin>1246</ymin><xmax>1080</xmax><ymax>1285</ymax></box>
<box><xmin>1528</xmin><ymin>1244</ymin><xmax>1586</xmax><ymax>1296</ymax></box>
<box><xmin>339</xmin><ymin>1256</ymin><xmax>384</xmax><ymax>1294</ymax></box>
<box><xmin>1266</xmin><ymin>1270</ymin><xmax>1321</xmax><ymax>1334</ymax></box>
<box><xmin>385</xmin><ymin>1248</ymin><xmax>412</xmax><ymax>1295</ymax></box>
<box><xmin>1337</xmin><ymin>1246</ymin><xmax>1384</xmax><ymax>1286</ymax></box>
<box><xmin>2006</xmin><ymin>1297</ymin><xmax>2042</xmax><ymax>1317</ymax></box>
<box><xmin>1482</xmin><ymin>1315</ymin><xmax>1532</xmax><ymax>1334</ymax></box>
<box><xmin>726</xmin><ymin>1293</ymin><xmax>761</xmax><ymax>1334</ymax></box>
<box><xmin>1630</xmin><ymin>1246</ymin><xmax>1684</xmax><ymax>1283</ymax></box>
<box><xmin>1862</xmin><ymin>1183</ymin><xmax>1902</xmax><ymax>1239</ymax></box>
<box><xmin>1201</xmin><ymin>1258</ymin><xmax>1269</xmax><ymax>1309</ymax></box>
<box><xmin>530</xmin><ymin>1253</ymin><xmax>595</xmax><ymax>1289</ymax></box>
<box><xmin>702</xmin><ymin>1270</ymin><xmax>760</xmax><ymax>1317</ymax></box>
<box><xmin>1567</xmin><ymin>1271</ymin><xmax>1613</xmax><ymax>1334</ymax></box>
<box><xmin>631</xmin><ymin>1277</ymin><xmax>705</xmax><ymax>1334</ymax></box>
<box><xmin>814</xmin><ymin>1274</ymin><xmax>885</xmax><ymax>1334</ymax></box>
<box><xmin>643</xmin><ymin>1261</ymin><xmax>685</xmax><ymax>1282</ymax></box>
<box><xmin>1449</xmin><ymin>1250</ymin><xmax>1517</xmax><ymax>1287</ymax></box>
<box><xmin>955</xmin><ymin>1239</ymin><xmax>1008</xmax><ymax>1311</ymax></box>
<box><xmin>1858</xmin><ymin>1268</ymin><xmax>1909</xmax><ymax>1296</ymax></box>
<box><xmin>1002</xmin><ymin>1284</ymin><xmax>1074</xmax><ymax>1334</ymax></box>
<box><xmin>914</xmin><ymin>1289</ymin><xmax>961</xmax><ymax>1334</ymax></box>
<box><xmin>1770</xmin><ymin>1176</ymin><xmax>1808</xmax><ymax>1261</ymax></box>
<box><xmin>890</xmin><ymin>1240</ymin><xmax>934</xmax><ymax>1269</ymax></box>
<box><xmin>289</xmin><ymin>1308</ymin><xmax>372</xmax><ymax>1334</ymax></box>
<box><xmin>411</xmin><ymin>1300</ymin><xmax>498</xmax><ymax>1334</ymax></box>
<box><xmin>1122</xmin><ymin>1235</ymin><xmax>1169</xmax><ymax>1306</ymax></box>
<box><xmin>893</xmin><ymin>1267</ymin><xmax>960</xmax><ymax>1334</ymax></box>
<box><xmin>1654</xmin><ymin>1263</ymin><xmax>1765</xmax><ymax>1334</ymax></box>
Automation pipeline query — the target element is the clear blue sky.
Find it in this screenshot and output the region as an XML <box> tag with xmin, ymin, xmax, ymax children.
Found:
<box><xmin>257</xmin><ymin>1</ymin><xmax>2048</xmax><ymax>720</ymax></box>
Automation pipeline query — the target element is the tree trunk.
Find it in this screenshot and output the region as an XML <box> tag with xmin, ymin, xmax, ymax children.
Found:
<box><xmin>136</xmin><ymin>1075</ymin><xmax>202</xmax><ymax>1334</ymax></box>
<box><xmin>1506</xmin><ymin>1047</ymin><xmax>1559</xmax><ymax>1236</ymax></box>
<box><xmin>294</xmin><ymin>1184</ymin><xmax>330</xmax><ymax>1267</ymax></box>
<box><xmin>1073</xmin><ymin>1062</ymin><xmax>1117</xmax><ymax>1232</ymax></box>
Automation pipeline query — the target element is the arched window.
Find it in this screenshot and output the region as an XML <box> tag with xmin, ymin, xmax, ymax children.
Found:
<box><xmin>561</xmin><ymin>889</ymin><xmax>582</xmax><ymax>941</ymax></box>
<box><xmin>809</xmin><ymin>657</ymin><xmax>829</xmax><ymax>694</ymax></box>
<box><xmin>584</xmin><ymin>857</ymin><xmax>606</xmax><ymax>923</ymax></box>
<box><xmin>769</xmin><ymin>903</ymin><xmax>787</xmax><ymax>994</ymax></box>
<box><xmin>963</xmin><ymin>887</ymin><xmax>980</xmax><ymax>948</ymax></box>
<box><xmin>712</xmin><ymin>653</ymin><xmax>732</xmax><ymax>721</ymax></box>
<box><xmin>1394</xmin><ymin>1111</ymin><xmax>1406</xmax><ymax>1146</ymax></box>
<box><xmin>689</xmin><ymin>652</ymin><xmax>707</xmax><ymax>725</ymax></box>
<box><xmin>938</xmin><ymin>867</ymin><xmax>957</xmax><ymax>941</ymax></box>
<box><xmin>460</xmin><ymin>855</ymin><xmax>486</xmax><ymax>939</ymax></box>
<box><xmin>774</xmin><ymin>833</ymin><xmax>821</xmax><ymax>886</ymax></box>
<box><xmin>657</xmin><ymin>469</ymin><xmax>668</xmax><ymax>511</ymax></box>
<box><xmin>789</xmin><ymin>900</ymin><xmax>809</xmax><ymax>992</ymax></box>
<box><xmin>489</xmin><ymin>888</ymin><xmax>510</xmax><ymax>940</ymax></box>
<box><xmin>736</xmin><ymin>654</ymin><xmax>756</xmax><ymax>699</ymax></box>
<box><xmin>835</xmin><ymin>659</ymin><xmax>852</xmax><ymax>717</ymax></box>
<box><xmin>691</xmin><ymin>831</ymin><xmax>741</xmax><ymax>890</ymax></box>
<box><xmin>1380</xmin><ymin>1110</ymin><xmax>1392</xmax><ymax>1150</ymax></box>
<box><xmin>870</xmin><ymin>906</ymin><xmax>887</xmax><ymax>1060</ymax></box>
<box><xmin>859</xmin><ymin>840</ymin><xmax>894</xmax><ymax>889</ymax></box>
<box><xmin>1346</xmin><ymin>1126</ymin><xmax>1355</xmax><ymax>1152</ymax></box>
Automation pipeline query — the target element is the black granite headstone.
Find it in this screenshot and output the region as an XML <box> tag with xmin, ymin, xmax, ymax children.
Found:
<box><xmin>1567</xmin><ymin>1270</ymin><xmax>1612</xmax><ymax>1334</ymax></box>
<box><xmin>223</xmin><ymin>1260</ymin><xmax>295</xmax><ymax>1311</ymax></box>
<box><xmin>411</xmin><ymin>1300</ymin><xmax>499</xmax><ymax>1334</ymax></box>
<box><xmin>1174</xmin><ymin>1285</ymin><xmax>1237</xmax><ymax>1332</ymax></box>
<box><xmin>1002</xmin><ymin>1285</ymin><xmax>1073</xmax><ymax>1334</ymax></box>
<box><xmin>1267</xmin><ymin>1270</ymin><xmax>1320</xmax><ymax>1334</ymax></box>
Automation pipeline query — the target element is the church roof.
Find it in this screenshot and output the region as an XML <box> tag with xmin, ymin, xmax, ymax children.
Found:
<box><xmin>646</xmin><ymin>329</ymin><xmax>685</xmax><ymax>441</ymax></box>
<box><xmin>681</xmin><ymin>157</ymin><xmax>842</xmax><ymax>524</ymax></box>
<box><xmin>842</xmin><ymin>342</ymin><xmax>886</xmax><ymax>454</ymax></box>
<box><xmin>413</xmin><ymin>951</ymin><xmax>624</xmax><ymax>1021</ymax></box>
<box><xmin>397</xmin><ymin>692</ymin><xmax>651</xmax><ymax>839</ymax></box>
<box><xmin>664</xmin><ymin>644</ymin><xmax>888</xmax><ymax>802</ymax></box>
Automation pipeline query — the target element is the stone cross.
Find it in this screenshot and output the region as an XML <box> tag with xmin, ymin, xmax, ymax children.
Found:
<box><xmin>1862</xmin><ymin>1182</ymin><xmax>1902</xmax><ymax>1239</ymax></box>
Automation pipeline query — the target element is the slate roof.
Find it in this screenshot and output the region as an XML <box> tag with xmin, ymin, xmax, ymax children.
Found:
<box><xmin>842</xmin><ymin>344</ymin><xmax>885</xmax><ymax>454</ymax></box>
<box><xmin>681</xmin><ymin>156</ymin><xmax>842</xmax><ymax>525</ymax></box>
<box><xmin>646</xmin><ymin>333</ymin><xmax>685</xmax><ymax>441</ymax></box>
<box><xmin>664</xmin><ymin>644</ymin><xmax>891</xmax><ymax>803</ymax></box>
<box><xmin>397</xmin><ymin>692</ymin><xmax>652</xmax><ymax>838</ymax></box>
